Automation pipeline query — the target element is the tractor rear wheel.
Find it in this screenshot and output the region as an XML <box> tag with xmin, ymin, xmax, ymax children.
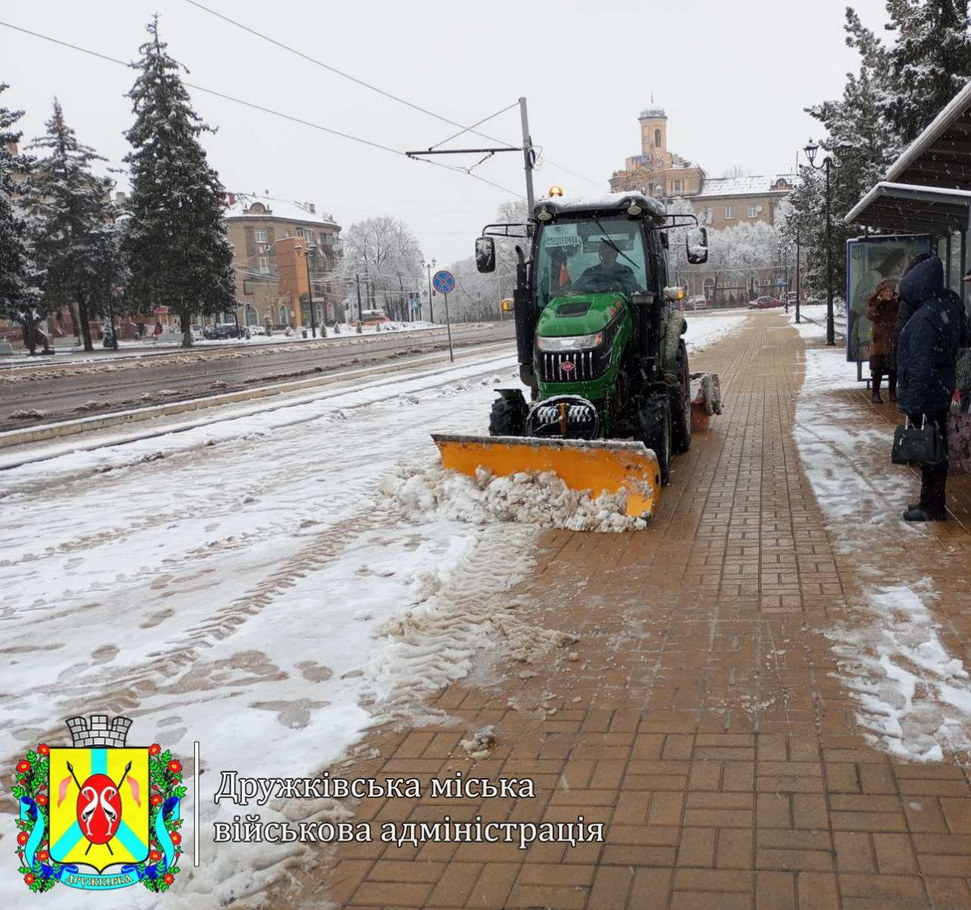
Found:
<box><xmin>639</xmin><ymin>394</ymin><xmax>672</xmax><ymax>485</ymax></box>
<box><xmin>670</xmin><ymin>340</ymin><xmax>692</xmax><ymax>454</ymax></box>
<box><xmin>489</xmin><ymin>395</ymin><xmax>527</xmax><ymax>437</ymax></box>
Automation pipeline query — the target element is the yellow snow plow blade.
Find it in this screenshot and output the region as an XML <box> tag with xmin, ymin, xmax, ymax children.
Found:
<box><xmin>432</xmin><ymin>434</ymin><xmax>661</xmax><ymax>519</ymax></box>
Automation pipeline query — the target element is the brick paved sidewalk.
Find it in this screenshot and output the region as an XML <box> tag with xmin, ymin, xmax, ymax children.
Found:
<box><xmin>313</xmin><ymin>312</ymin><xmax>971</xmax><ymax>910</ymax></box>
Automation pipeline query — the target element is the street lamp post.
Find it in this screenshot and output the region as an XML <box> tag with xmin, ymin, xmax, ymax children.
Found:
<box><xmin>787</xmin><ymin>214</ymin><xmax>803</xmax><ymax>324</ymax></box>
<box><xmin>423</xmin><ymin>258</ymin><xmax>436</xmax><ymax>323</ymax></box>
<box><xmin>803</xmin><ymin>139</ymin><xmax>840</xmax><ymax>346</ymax></box>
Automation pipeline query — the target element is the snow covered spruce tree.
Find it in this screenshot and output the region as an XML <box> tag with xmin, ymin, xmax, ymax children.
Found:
<box><xmin>123</xmin><ymin>18</ymin><xmax>234</xmax><ymax>347</ymax></box>
<box><xmin>27</xmin><ymin>100</ymin><xmax>115</xmax><ymax>352</ymax></box>
<box><xmin>881</xmin><ymin>0</ymin><xmax>971</xmax><ymax>145</ymax></box>
<box><xmin>794</xmin><ymin>2</ymin><xmax>971</xmax><ymax>295</ymax></box>
<box><xmin>0</xmin><ymin>85</ymin><xmax>40</xmax><ymax>323</ymax></box>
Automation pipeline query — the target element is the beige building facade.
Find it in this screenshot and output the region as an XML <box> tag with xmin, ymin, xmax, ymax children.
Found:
<box><xmin>692</xmin><ymin>174</ymin><xmax>796</xmax><ymax>232</ymax></box>
<box><xmin>225</xmin><ymin>193</ymin><xmax>343</xmax><ymax>329</ymax></box>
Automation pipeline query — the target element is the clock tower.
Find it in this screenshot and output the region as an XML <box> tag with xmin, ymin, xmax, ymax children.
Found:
<box><xmin>639</xmin><ymin>106</ymin><xmax>669</xmax><ymax>167</ymax></box>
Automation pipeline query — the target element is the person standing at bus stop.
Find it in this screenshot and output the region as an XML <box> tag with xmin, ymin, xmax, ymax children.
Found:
<box><xmin>896</xmin><ymin>255</ymin><xmax>966</xmax><ymax>521</ymax></box>
<box><xmin>865</xmin><ymin>278</ymin><xmax>899</xmax><ymax>404</ymax></box>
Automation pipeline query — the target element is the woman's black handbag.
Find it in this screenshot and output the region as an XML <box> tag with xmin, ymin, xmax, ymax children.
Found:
<box><xmin>892</xmin><ymin>416</ymin><xmax>946</xmax><ymax>466</ymax></box>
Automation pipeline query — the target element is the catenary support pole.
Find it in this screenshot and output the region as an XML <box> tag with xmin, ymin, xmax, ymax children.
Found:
<box><xmin>519</xmin><ymin>97</ymin><xmax>535</xmax><ymax>211</ymax></box>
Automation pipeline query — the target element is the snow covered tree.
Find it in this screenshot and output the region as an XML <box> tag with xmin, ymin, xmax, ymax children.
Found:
<box><xmin>792</xmin><ymin>2</ymin><xmax>968</xmax><ymax>298</ymax></box>
<box><xmin>27</xmin><ymin>100</ymin><xmax>115</xmax><ymax>351</ymax></box>
<box><xmin>340</xmin><ymin>216</ymin><xmax>423</xmax><ymax>320</ymax></box>
<box><xmin>882</xmin><ymin>0</ymin><xmax>971</xmax><ymax>145</ymax></box>
<box><xmin>665</xmin><ymin>197</ymin><xmax>697</xmax><ymax>287</ymax></box>
<box><xmin>492</xmin><ymin>199</ymin><xmax>529</xmax><ymax>304</ymax></box>
<box><xmin>702</xmin><ymin>220</ymin><xmax>783</xmax><ymax>302</ymax></box>
<box><xmin>0</xmin><ymin>85</ymin><xmax>40</xmax><ymax>322</ymax></box>
<box><xmin>123</xmin><ymin>17</ymin><xmax>235</xmax><ymax>346</ymax></box>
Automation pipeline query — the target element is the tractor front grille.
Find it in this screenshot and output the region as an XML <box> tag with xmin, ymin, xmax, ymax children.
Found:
<box><xmin>538</xmin><ymin>349</ymin><xmax>602</xmax><ymax>383</ymax></box>
<box><xmin>536</xmin><ymin>314</ymin><xmax>622</xmax><ymax>385</ymax></box>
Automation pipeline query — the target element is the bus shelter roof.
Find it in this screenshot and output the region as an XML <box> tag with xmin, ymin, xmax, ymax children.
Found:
<box><xmin>845</xmin><ymin>78</ymin><xmax>971</xmax><ymax>234</ymax></box>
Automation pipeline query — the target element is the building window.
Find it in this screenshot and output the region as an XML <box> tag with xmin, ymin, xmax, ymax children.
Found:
<box><xmin>747</xmin><ymin>205</ymin><xmax>759</xmax><ymax>218</ymax></box>
<box><xmin>280</xmin><ymin>305</ymin><xmax>288</xmax><ymax>325</ymax></box>
<box><xmin>255</xmin><ymin>229</ymin><xmax>267</xmax><ymax>244</ymax></box>
<box><xmin>702</xmin><ymin>208</ymin><xmax>713</xmax><ymax>224</ymax></box>
<box><xmin>258</xmin><ymin>256</ymin><xmax>270</xmax><ymax>274</ymax></box>
<box><xmin>654</xmin><ymin>128</ymin><xmax>661</xmax><ymax>147</ymax></box>
<box><xmin>673</xmin><ymin>180</ymin><xmax>683</xmax><ymax>193</ymax></box>
<box><xmin>243</xmin><ymin>280</ymin><xmax>253</xmax><ymax>295</ymax></box>
<box><xmin>725</xmin><ymin>205</ymin><xmax>736</xmax><ymax>220</ymax></box>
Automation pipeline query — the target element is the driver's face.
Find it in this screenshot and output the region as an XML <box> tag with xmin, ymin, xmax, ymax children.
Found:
<box><xmin>600</xmin><ymin>246</ymin><xmax>618</xmax><ymax>265</ymax></box>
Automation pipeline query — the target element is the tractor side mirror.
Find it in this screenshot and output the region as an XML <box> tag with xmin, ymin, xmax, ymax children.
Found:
<box><xmin>687</xmin><ymin>226</ymin><xmax>708</xmax><ymax>264</ymax></box>
<box><xmin>475</xmin><ymin>237</ymin><xmax>496</xmax><ymax>273</ymax></box>
<box><xmin>631</xmin><ymin>291</ymin><xmax>656</xmax><ymax>306</ymax></box>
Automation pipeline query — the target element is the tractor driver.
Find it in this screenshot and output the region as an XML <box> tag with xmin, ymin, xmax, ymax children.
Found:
<box><xmin>574</xmin><ymin>242</ymin><xmax>640</xmax><ymax>296</ymax></box>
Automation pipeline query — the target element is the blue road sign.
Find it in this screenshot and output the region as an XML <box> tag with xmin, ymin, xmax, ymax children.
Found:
<box><xmin>432</xmin><ymin>270</ymin><xmax>455</xmax><ymax>294</ymax></box>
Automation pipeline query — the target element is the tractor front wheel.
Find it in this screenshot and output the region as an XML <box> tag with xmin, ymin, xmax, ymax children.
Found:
<box><xmin>639</xmin><ymin>394</ymin><xmax>672</xmax><ymax>485</ymax></box>
<box><xmin>489</xmin><ymin>394</ymin><xmax>527</xmax><ymax>437</ymax></box>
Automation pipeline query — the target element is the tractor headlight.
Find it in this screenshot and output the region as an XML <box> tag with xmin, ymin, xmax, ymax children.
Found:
<box><xmin>537</xmin><ymin>332</ymin><xmax>603</xmax><ymax>352</ymax></box>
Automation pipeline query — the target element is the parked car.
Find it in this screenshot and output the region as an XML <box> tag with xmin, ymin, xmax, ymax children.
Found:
<box><xmin>244</xmin><ymin>324</ymin><xmax>266</xmax><ymax>338</ymax></box>
<box><xmin>358</xmin><ymin>309</ymin><xmax>390</xmax><ymax>326</ymax></box>
<box><xmin>803</xmin><ymin>296</ymin><xmax>822</xmax><ymax>306</ymax></box>
<box><xmin>748</xmin><ymin>296</ymin><xmax>784</xmax><ymax>309</ymax></box>
<box><xmin>202</xmin><ymin>322</ymin><xmax>242</xmax><ymax>340</ymax></box>
<box><xmin>685</xmin><ymin>295</ymin><xmax>708</xmax><ymax>311</ymax></box>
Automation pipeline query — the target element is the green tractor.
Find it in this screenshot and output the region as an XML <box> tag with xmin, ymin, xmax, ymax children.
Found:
<box><xmin>434</xmin><ymin>190</ymin><xmax>717</xmax><ymax>519</ymax></box>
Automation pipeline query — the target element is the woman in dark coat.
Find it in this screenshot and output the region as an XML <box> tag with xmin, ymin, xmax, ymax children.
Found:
<box><xmin>895</xmin><ymin>255</ymin><xmax>967</xmax><ymax>521</ymax></box>
<box><xmin>865</xmin><ymin>278</ymin><xmax>899</xmax><ymax>403</ymax></box>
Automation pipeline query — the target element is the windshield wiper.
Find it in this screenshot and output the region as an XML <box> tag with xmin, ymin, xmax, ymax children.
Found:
<box><xmin>591</xmin><ymin>217</ymin><xmax>640</xmax><ymax>269</ymax></box>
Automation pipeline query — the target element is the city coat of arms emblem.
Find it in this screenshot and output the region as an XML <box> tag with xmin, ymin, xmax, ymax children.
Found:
<box><xmin>13</xmin><ymin>715</ymin><xmax>184</xmax><ymax>894</ymax></box>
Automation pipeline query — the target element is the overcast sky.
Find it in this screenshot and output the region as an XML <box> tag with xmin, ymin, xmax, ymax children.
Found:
<box><xmin>3</xmin><ymin>0</ymin><xmax>891</xmax><ymax>268</ymax></box>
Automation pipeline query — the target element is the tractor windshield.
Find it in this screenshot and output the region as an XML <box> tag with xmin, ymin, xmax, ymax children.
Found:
<box><xmin>534</xmin><ymin>215</ymin><xmax>649</xmax><ymax>308</ymax></box>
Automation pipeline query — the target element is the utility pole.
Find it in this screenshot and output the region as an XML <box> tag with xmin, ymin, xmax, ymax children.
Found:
<box><xmin>355</xmin><ymin>274</ymin><xmax>363</xmax><ymax>321</ymax></box>
<box><xmin>405</xmin><ymin>100</ymin><xmax>535</xmax><ymax>211</ymax></box>
<box><xmin>520</xmin><ymin>97</ymin><xmax>535</xmax><ymax>211</ymax></box>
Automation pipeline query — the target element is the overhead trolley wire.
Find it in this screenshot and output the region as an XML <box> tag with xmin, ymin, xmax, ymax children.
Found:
<box><xmin>0</xmin><ymin>19</ymin><xmax>523</xmax><ymax>197</ymax></box>
<box><xmin>182</xmin><ymin>1</ymin><xmax>596</xmax><ymax>192</ymax></box>
<box><xmin>183</xmin><ymin>0</ymin><xmax>520</xmax><ymax>151</ymax></box>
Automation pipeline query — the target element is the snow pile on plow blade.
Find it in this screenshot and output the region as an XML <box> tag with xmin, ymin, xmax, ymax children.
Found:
<box><xmin>432</xmin><ymin>434</ymin><xmax>662</xmax><ymax>519</ymax></box>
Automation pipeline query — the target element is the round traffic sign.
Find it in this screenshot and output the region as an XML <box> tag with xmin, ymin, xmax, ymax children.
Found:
<box><xmin>432</xmin><ymin>270</ymin><xmax>455</xmax><ymax>294</ymax></box>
